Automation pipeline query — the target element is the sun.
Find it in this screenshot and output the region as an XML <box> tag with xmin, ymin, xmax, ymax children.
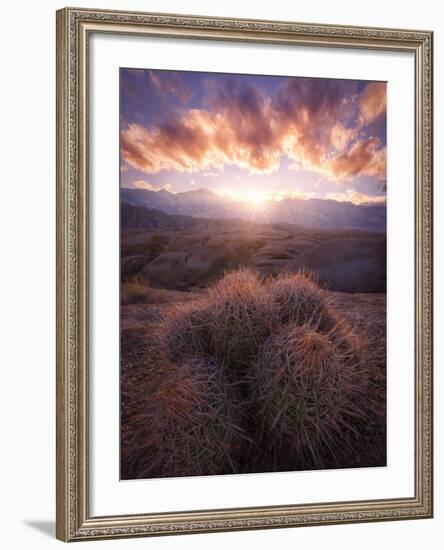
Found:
<box><xmin>243</xmin><ymin>188</ymin><xmax>269</xmax><ymax>205</ymax></box>
<box><xmin>216</xmin><ymin>187</ymin><xmax>271</xmax><ymax>212</ymax></box>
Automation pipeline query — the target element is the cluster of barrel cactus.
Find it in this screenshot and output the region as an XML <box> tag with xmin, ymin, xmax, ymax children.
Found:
<box><xmin>123</xmin><ymin>269</ymin><xmax>368</xmax><ymax>478</ymax></box>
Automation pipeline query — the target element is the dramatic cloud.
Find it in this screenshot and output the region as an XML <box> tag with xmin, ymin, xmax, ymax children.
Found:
<box><xmin>277</xmin><ymin>78</ymin><xmax>359</xmax><ymax>168</ymax></box>
<box><xmin>216</xmin><ymin>186</ymin><xmax>316</xmax><ymax>203</ymax></box>
<box><xmin>273</xmin><ymin>187</ymin><xmax>317</xmax><ymax>201</ymax></box>
<box><xmin>325</xmin><ymin>189</ymin><xmax>387</xmax><ymax>205</ymax></box>
<box><xmin>324</xmin><ymin>137</ymin><xmax>386</xmax><ymax>180</ymax></box>
<box><xmin>121</xmin><ymin>72</ymin><xmax>387</xmax><ymax>191</ymax></box>
<box><xmin>124</xmin><ymin>179</ymin><xmax>172</xmax><ymax>192</ymax></box>
<box><xmin>148</xmin><ymin>70</ymin><xmax>193</xmax><ymax>102</ymax></box>
<box><xmin>359</xmin><ymin>82</ymin><xmax>387</xmax><ymax>126</ymax></box>
<box><xmin>208</xmin><ymin>83</ymin><xmax>282</xmax><ymax>171</ymax></box>
<box><xmin>121</xmin><ymin>85</ymin><xmax>283</xmax><ymax>175</ymax></box>
<box><xmin>330</xmin><ymin>122</ymin><xmax>357</xmax><ymax>151</ymax></box>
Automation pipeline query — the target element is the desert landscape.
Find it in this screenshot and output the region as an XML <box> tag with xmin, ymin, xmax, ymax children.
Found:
<box><xmin>119</xmin><ymin>68</ymin><xmax>387</xmax><ymax>480</ymax></box>
<box><xmin>120</xmin><ymin>199</ymin><xmax>386</xmax><ymax>479</ymax></box>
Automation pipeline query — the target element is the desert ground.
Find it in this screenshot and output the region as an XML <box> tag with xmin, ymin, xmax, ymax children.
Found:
<box><xmin>120</xmin><ymin>210</ymin><xmax>386</xmax><ymax>480</ymax></box>
<box><xmin>121</xmin><ymin>207</ymin><xmax>386</xmax><ymax>294</ymax></box>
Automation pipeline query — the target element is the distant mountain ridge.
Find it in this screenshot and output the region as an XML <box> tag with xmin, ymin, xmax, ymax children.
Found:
<box><xmin>121</xmin><ymin>187</ymin><xmax>386</xmax><ymax>232</ymax></box>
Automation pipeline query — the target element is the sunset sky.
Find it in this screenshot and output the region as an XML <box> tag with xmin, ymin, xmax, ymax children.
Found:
<box><xmin>120</xmin><ymin>68</ymin><xmax>386</xmax><ymax>205</ymax></box>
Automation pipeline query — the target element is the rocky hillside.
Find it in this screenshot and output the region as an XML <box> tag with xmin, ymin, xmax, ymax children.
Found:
<box><xmin>121</xmin><ymin>204</ymin><xmax>386</xmax><ymax>293</ymax></box>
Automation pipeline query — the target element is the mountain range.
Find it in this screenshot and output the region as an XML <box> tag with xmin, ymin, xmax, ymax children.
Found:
<box><xmin>121</xmin><ymin>187</ymin><xmax>386</xmax><ymax>232</ymax></box>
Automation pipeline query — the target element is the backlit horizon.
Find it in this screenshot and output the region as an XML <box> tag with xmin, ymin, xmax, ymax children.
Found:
<box><xmin>120</xmin><ymin>68</ymin><xmax>387</xmax><ymax>207</ymax></box>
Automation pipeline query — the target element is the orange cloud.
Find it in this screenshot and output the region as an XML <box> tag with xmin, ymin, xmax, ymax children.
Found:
<box><xmin>325</xmin><ymin>189</ymin><xmax>386</xmax><ymax>205</ymax></box>
<box><xmin>215</xmin><ymin>186</ymin><xmax>316</xmax><ymax>203</ymax></box>
<box><xmin>124</xmin><ymin>179</ymin><xmax>172</xmax><ymax>192</ymax></box>
<box><xmin>359</xmin><ymin>82</ymin><xmax>387</xmax><ymax>126</ymax></box>
<box><xmin>330</xmin><ymin>122</ymin><xmax>357</xmax><ymax>151</ymax></box>
<box><xmin>276</xmin><ymin>79</ymin><xmax>358</xmax><ymax>170</ymax></box>
<box><xmin>121</xmin><ymin>85</ymin><xmax>283</xmax><ymax>175</ymax></box>
<box><xmin>148</xmin><ymin>70</ymin><xmax>193</xmax><ymax>102</ymax></box>
<box><xmin>121</xmin><ymin>114</ymin><xmax>223</xmax><ymax>174</ymax></box>
<box><xmin>324</xmin><ymin>137</ymin><xmax>386</xmax><ymax>181</ymax></box>
<box><xmin>273</xmin><ymin>187</ymin><xmax>317</xmax><ymax>201</ymax></box>
<box><xmin>121</xmin><ymin>79</ymin><xmax>386</xmax><ymax>184</ymax></box>
<box><xmin>131</xmin><ymin>179</ymin><xmax>158</xmax><ymax>190</ymax></box>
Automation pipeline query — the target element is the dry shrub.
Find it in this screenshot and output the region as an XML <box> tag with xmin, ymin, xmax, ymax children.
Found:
<box><xmin>122</xmin><ymin>267</ymin><xmax>376</xmax><ymax>478</ymax></box>
<box><xmin>121</xmin><ymin>275</ymin><xmax>151</xmax><ymax>305</ymax></box>
<box><xmin>249</xmin><ymin>324</ymin><xmax>368</xmax><ymax>469</ymax></box>
<box><xmin>267</xmin><ymin>271</ymin><xmax>334</xmax><ymax>331</ymax></box>
<box><xmin>206</xmin><ymin>269</ymin><xmax>275</xmax><ymax>374</ymax></box>
<box><xmin>123</xmin><ymin>354</ymin><xmax>246</xmax><ymax>478</ymax></box>
<box><xmin>159</xmin><ymin>269</ymin><xmax>276</xmax><ymax>378</ymax></box>
<box><xmin>158</xmin><ymin>301</ymin><xmax>214</xmax><ymax>360</ymax></box>
<box><xmin>209</xmin><ymin>268</ymin><xmax>262</xmax><ymax>296</ymax></box>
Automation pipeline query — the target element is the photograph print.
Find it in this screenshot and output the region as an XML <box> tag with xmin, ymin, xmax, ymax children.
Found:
<box><xmin>119</xmin><ymin>68</ymin><xmax>387</xmax><ymax>480</ymax></box>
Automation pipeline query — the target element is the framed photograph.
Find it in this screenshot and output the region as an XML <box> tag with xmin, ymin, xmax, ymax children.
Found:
<box><xmin>56</xmin><ymin>7</ymin><xmax>433</xmax><ymax>542</ymax></box>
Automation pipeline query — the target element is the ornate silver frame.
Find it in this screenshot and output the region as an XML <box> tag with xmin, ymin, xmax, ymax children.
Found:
<box><xmin>56</xmin><ymin>7</ymin><xmax>433</xmax><ymax>541</ymax></box>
